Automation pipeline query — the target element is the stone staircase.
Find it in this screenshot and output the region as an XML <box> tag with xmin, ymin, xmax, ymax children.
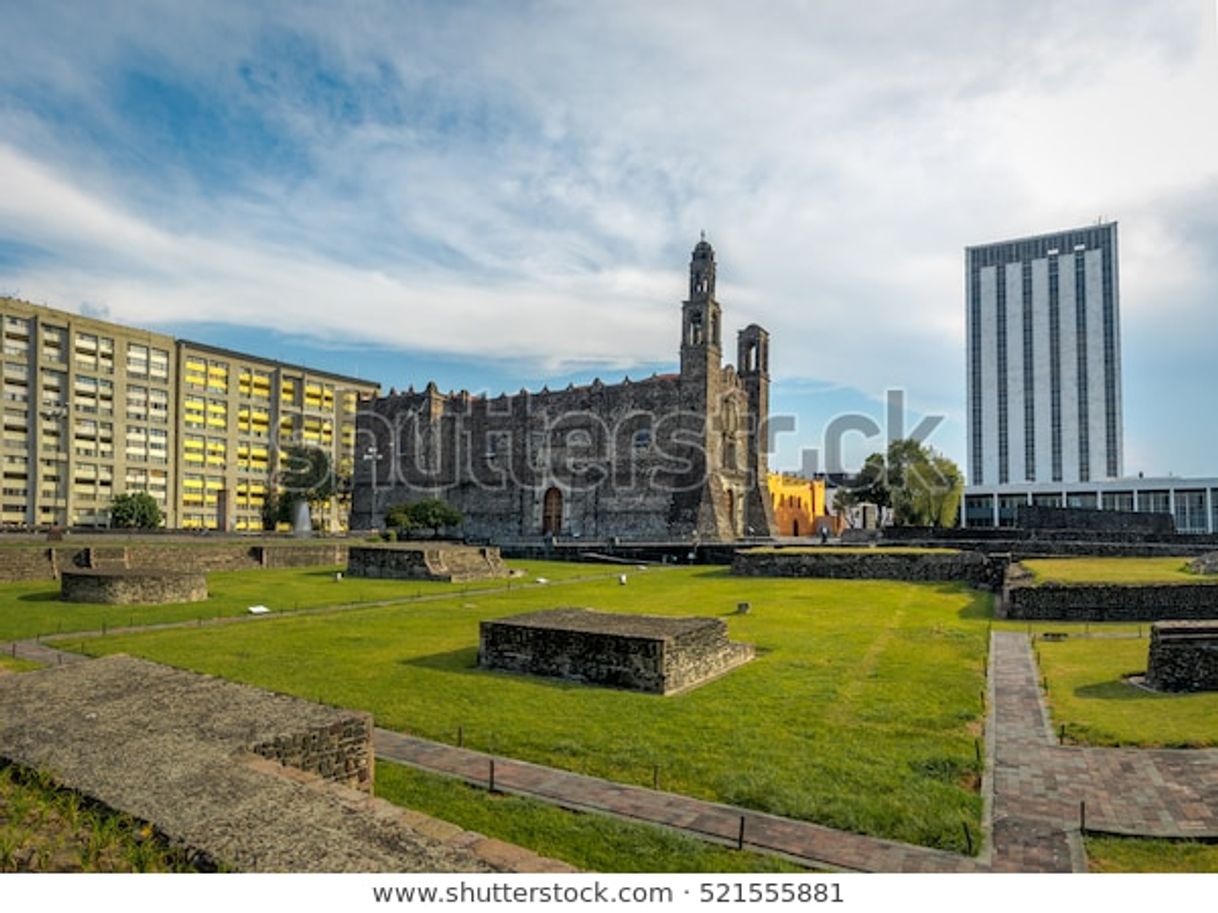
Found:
<box><xmin>427</xmin><ymin>546</ymin><xmax>509</xmax><ymax>582</ymax></box>
<box><xmin>85</xmin><ymin>546</ymin><xmax>130</xmax><ymax>571</ymax></box>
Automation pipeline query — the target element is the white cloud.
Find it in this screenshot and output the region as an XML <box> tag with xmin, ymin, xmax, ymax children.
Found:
<box><xmin>2</xmin><ymin>1</ymin><xmax>1218</xmax><ymax>472</ymax></box>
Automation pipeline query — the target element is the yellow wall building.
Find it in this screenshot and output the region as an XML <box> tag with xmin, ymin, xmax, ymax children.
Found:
<box><xmin>0</xmin><ymin>297</ymin><xmax>378</xmax><ymax>532</ymax></box>
<box><xmin>766</xmin><ymin>472</ymin><xmax>828</xmax><ymax>537</ymax></box>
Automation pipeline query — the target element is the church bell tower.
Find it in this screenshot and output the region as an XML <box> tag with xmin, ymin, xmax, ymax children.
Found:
<box><xmin>680</xmin><ymin>234</ymin><xmax>723</xmax><ymax>388</ymax></box>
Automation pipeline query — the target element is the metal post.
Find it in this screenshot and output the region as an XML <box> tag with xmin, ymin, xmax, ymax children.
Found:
<box><xmin>1080</xmin><ymin>800</ymin><xmax>1086</xmax><ymax>834</ymax></box>
<box><xmin>962</xmin><ymin>822</ymin><xmax>974</xmax><ymax>855</ymax></box>
<box><xmin>457</xmin><ymin>726</ymin><xmax>463</xmax><ymax>748</ymax></box>
<box><xmin>737</xmin><ymin>816</ymin><xmax>746</xmax><ymax>850</ymax></box>
<box><xmin>489</xmin><ymin>758</ymin><xmax>496</xmax><ymax>793</ymax></box>
<box><xmin>653</xmin><ymin>765</ymin><xmax>660</xmax><ymax>790</ymax></box>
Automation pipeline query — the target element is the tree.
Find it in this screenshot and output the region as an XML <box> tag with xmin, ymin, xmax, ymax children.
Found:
<box><xmin>272</xmin><ymin>445</ymin><xmax>336</xmax><ymax>530</ymax></box>
<box><xmin>840</xmin><ymin>440</ymin><xmax>964</xmax><ymax>528</ymax></box>
<box><xmin>384</xmin><ymin>498</ymin><xmax>463</xmax><ymax>537</ymax></box>
<box><xmin>110</xmin><ymin>492</ymin><xmax>163</xmax><ymax>529</ymax></box>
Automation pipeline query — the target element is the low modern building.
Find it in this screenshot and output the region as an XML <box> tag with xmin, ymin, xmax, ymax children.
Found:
<box><xmin>0</xmin><ymin>297</ymin><xmax>379</xmax><ymax>531</ymax></box>
<box><xmin>962</xmin><ymin>477</ymin><xmax>1218</xmax><ymax>533</ymax></box>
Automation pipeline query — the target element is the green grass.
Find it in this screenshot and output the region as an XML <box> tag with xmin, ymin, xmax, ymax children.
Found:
<box><xmin>0</xmin><ymin>764</ymin><xmax>196</xmax><ymax>872</ymax></box>
<box><xmin>0</xmin><ymin>655</ymin><xmax>42</xmax><ymax>673</ymax></box>
<box><xmin>1037</xmin><ymin>636</ymin><xmax>1218</xmax><ymax>747</ymax></box>
<box><xmin>1086</xmin><ymin>836</ymin><xmax>1218</xmax><ymax>873</ymax></box>
<box><xmin>1022</xmin><ymin>557</ymin><xmax>1209</xmax><ymax>586</ymax></box>
<box><xmin>0</xmin><ymin>560</ymin><xmax>614</xmax><ymax>643</ymax></box>
<box><xmin>71</xmin><ymin>567</ymin><xmax>990</xmax><ymax>853</ymax></box>
<box><xmin>376</xmin><ymin>762</ymin><xmax>810</xmax><ymax>872</ymax></box>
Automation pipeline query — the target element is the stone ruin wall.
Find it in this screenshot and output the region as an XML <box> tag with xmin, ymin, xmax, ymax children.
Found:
<box><xmin>346</xmin><ymin>544</ymin><xmax>508</xmax><ymax>582</ymax></box>
<box><xmin>60</xmin><ymin>568</ymin><xmax>209</xmax><ymax>605</ymax></box>
<box><xmin>478</xmin><ymin>612</ymin><xmax>752</xmax><ymax>694</ymax></box>
<box><xmin>662</xmin><ymin>620</ymin><xmax>755</xmax><ymax>694</ymax></box>
<box><xmin>732</xmin><ymin>549</ymin><xmax>1007</xmax><ymax>590</ymax></box>
<box><xmin>0</xmin><ymin>542</ymin><xmax>349</xmax><ymax>582</ymax></box>
<box><xmin>1146</xmin><ymin>622</ymin><xmax>1218</xmax><ymax>692</ymax></box>
<box><xmin>1002</xmin><ymin>581</ymin><xmax>1218</xmax><ymax>621</ymax></box>
<box><xmin>250</xmin><ymin>715</ymin><xmax>375</xmax><ymax>794</ymax></box>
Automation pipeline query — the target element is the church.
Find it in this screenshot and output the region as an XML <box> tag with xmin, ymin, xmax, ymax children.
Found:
<box><xmin>352</xmin><ymin>238</ymin><xmax>776</xmax><ymax>542</ymax></box>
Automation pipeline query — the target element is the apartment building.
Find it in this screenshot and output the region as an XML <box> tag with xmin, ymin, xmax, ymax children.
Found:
<box><xmin>176</xmin><ymin>341</ymin><xmax>374</xmax><ymax>532</ymax></box>
<box><xmin>0</xmin><ymin>297</ymin><xmax>378</xmax><ymax>532</ymax></box>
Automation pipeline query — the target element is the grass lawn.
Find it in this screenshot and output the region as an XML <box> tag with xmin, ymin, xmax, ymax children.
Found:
<box><xmin>1086</xmin><ymin>836</ymin><xmax>1218</xmax><ymax>873</ymax></box>
<box><xmin>0</xmin><ymin>655</ymin><xmax>42</xmax><ymax>673</ymax></box>
<box><xmin>1037</xmin><ymin>636</ymin><xmax>1218</xmax><ymax>747</ymax></box>
<box><xmin>0</xmin><ymin>560</ymin><xmax>615</xmax><ymax>643</ymax></box>
<box><xmin>1021</xmin><ymin>557</ymin><xmax>1209</xmax><ymax>586</ymax></box>
<box><xmin>376</xmin><ymin>762</ymin><xmax>810</xmax><ymax>872</ymax></box>
<box><xmin>72</xmin><ymin>568</ymin><xmax>990</xmax><ymax>853</ymax></box>
<box><xmin>0</xmin><ymin>764</ymin><xmax>196</xmax><ymax>872</ymax></box>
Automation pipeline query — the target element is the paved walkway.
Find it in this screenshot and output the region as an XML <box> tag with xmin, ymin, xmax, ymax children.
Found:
<box><xmin>374</xmin><ymin>729</ymin><xmax>983</xmax><ymax>872</ymax></box>
<box><xmin>989</xmin><ymin>630</ymin><xmax>1218</xmax><ymax>872</ymax></box>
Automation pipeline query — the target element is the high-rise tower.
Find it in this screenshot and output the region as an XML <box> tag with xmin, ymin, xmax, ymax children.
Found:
<box><xmin>966</xmin><ymin>222</ymin><xmax>1123</xmax><ymax>486</ymax></box>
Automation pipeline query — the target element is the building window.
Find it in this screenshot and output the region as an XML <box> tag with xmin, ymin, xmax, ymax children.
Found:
<box><xmin>1175</xmin><ymin>490</ymin><xmax>1207</xmax><ymax>534</ymax></box>
<box><xmin>1140</xmin><ymin>490</ymin><xmax>1170</xmax><ymax>514</ymax></box>
<box><xmin>127</xmin><ymin>343</ymin><xmax>149</xmax><ymax>377</ymax></box>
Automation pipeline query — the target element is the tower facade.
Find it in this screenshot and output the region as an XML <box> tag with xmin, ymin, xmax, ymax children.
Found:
<box><xmin>966</xmin><ymin>222</ymin><xmax>1123</xmax><ymax>487</ymax></box>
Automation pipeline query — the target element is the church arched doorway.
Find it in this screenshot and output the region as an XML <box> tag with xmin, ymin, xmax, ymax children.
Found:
<box><xmin>542</xmin><ymin>486</ymin><xmax>563</xmax><ymax>536</ymax></box>
<box><xmin>792</xmin><ymin>518</ymin><xmax>800</xmax><ymax>537</ymax></box>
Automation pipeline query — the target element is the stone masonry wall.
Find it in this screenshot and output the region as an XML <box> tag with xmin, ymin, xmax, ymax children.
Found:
<box><xmin>664</xmin><ymin>621</ymin><xmax>755</xmax><ymax>694</ymax></box>
<box><xmin>0</xmin><ymin>542</ymin><xmax>350</xmax><ymax>582</ymax></box>
<box><xmin>479</xmin><ymin>610</ymin><xmax>752</xmax><ymax>694</ymax></box>
<box><xmin>1146</xmin><ymin>622</ymin><xmax>1218</xmax><ymax>692</ymax></box>
<box><xmin>250</xmin><ymin>715</ymin><xmax>374</xmax><ymax>793</ymax></box>
<box><xmin>731</xmin><ymin>549</ymin><xmax>1008</xmax><ymax>590</ymax></box>
<box><xmin>1015</xmin><ymin>504</ymin><xmax>1176</xmax><ymax>534</ymax></box>
<box><xmin>0</xmin><ymin>547</ymin><xmax>57</xmax><ymax>581</ymax></box>
<box><xmin>60</xmin><ymin>569</ymin><xmax>209</xmax><ymax>605</ymax></box>
<box><xmin>347</xmin><ymin>544</ymin><xmax>507</xmax><ymax>582</ymax></box>
<box><xmin>1003</xmin><ymin>581</ymin><xmax>1218</xmax><ymax>621</ymax></box>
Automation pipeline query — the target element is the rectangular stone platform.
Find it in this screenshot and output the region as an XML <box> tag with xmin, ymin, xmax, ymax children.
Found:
<box><xmin>347</xmin><ymin>544</ymin><xmax>509</xmax><ymax>582</ymax></box>
<box><xmin>1146</xmin><ymin>621</ymin><xmax>1218</xmax><ymax>692</ymax></box>
<box><xmin>0</xmin><ymin>656</ymin><xmax>570</xmax><ymax>873</ymax></box>
<box><xmin>478</xmin><ymin>608</ymin><xmax>754</xmax><ymax>695</ymax></box>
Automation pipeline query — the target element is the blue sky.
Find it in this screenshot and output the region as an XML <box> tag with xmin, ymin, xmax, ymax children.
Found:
<box><xmin>2</xmin><ymin>1</ymin><xmax>1217</xmax><ymax>476</ymax></box>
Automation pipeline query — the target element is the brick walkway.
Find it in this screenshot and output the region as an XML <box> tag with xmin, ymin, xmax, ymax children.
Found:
<box><xmin>374</xmin><ymin>729</ymin><xmax>983</xmax><ymax>872</ymax></box>
<box><xmin>989</xmin><ymin>630</ymin><xmax>1218</xmax><ymax>872</ymax></box>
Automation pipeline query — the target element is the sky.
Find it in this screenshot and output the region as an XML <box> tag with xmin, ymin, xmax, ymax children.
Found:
<box><xmin>1</xmin><ymin>1</ymin><xmax>1217</xmax><ymax>477</ymax></box>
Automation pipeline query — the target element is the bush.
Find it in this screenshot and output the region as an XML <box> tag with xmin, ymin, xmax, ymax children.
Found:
<box><xmin>110</xmin><ymin>492</ymin><xmax>163</xmax><ymax>530</ymax></box>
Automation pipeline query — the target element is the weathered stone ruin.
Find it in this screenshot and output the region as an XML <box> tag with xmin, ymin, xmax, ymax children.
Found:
<box><xmin>478</xmin><ymin>607</ymin><xmax>753</xmax><ymax>695</ymax></box>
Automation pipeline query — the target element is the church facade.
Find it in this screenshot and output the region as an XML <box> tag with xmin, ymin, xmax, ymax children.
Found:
<box><xmin>351</xmin><ymin>239</ymin><xmax>776</xmax><ymax>541</ymax></box>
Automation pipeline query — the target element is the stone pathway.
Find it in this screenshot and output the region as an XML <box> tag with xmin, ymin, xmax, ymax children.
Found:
<box><xmin>989</xmin><ymin>630</ymin><xmax>1218</xmax><ymax>872</ymax></box>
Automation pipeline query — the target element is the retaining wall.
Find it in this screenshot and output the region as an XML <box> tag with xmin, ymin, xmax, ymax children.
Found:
<box><xmin>60</xmin><ymin>568</ymin><xmax>209</xmax><ymax>605</ymax></box>
<box><xmin>731</xmin><ymin>549</ymin><xmax>1008</xmax><ymax>590</ymax></box>
<box><xmin>0</xmin><ymin>542</ymin><xmax>350</xmax><ymax>582</ymax></box>
<box><xmin>1002</xmin><ymin>581</ymin><xmax>1218</xmax><ymax>621</ymax></box>
<box><xmin>1145</xmin><ymin>622</ymin><xmax>1218</xmax><ymax>692</ymax></box>
<box><xmin>347</xmin><ymin>544</ymin><xmax>508</xmax><ymax>582</ymax></box>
